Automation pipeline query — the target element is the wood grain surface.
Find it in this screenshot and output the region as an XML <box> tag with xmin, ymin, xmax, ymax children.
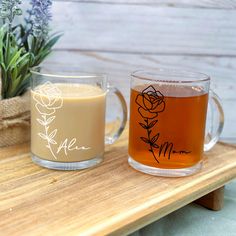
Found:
<box><xmin>47</xmin><ymin>51</ymin><xmax>236</xmax><ymax>99</ymax></box>
<box><xmin>46</xmin><ymin>0</ymin><xmax>236</xmax><ymax>141</ymax></box>
<box><xmin>0</xmin><ymin>128</ymin><xmax>236</xmax><ymax>236</ymax></box>
<box><xmin>47</xmin><ymin>50</ymin><xmax>236</xmax><ymax>140</ymax></box>
<box><xmin>50</xmin><ymin>2</ymin><xmax>236</xmax><ymax>56</ymax></box>
<box><xmin>20</xmin><ymin>0</ymin><xmax>236</xmax><ymax>141</ymax></box>
<box><xmin>195</xmin><ymin>186</ymin><xmax>225</xmax><ymax>211</ymax></box>
<box><xmin>1</xmin><ymin>2</ymin><xmax>235</xmax><ymax>235</ymax></box>
<box><xmin>54</xmin><ymin>0</ymin><xmax>236</xmax><ymax>9</ymax></box>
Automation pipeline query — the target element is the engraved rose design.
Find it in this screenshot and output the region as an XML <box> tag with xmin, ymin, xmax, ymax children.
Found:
<box><xmin>135</xmin><ymin>85</ymin><xmax>166</xmax><ymax>163</ymax></box>
<box><xmin>135</xmin><ymin>85</ymin><xmax>190</xmax><ymax>164</ymax></box>
<box><xmin>33</xmin><ymin>81</ymin><xmax>90</xmax><ymax>160</ymax></box>
<box><xmin>135</xmin><ymin>85</ymin><xmax>165</xmax><ymax>119</ymax></box>
<box><xmin>33</xmin><ymin>82</ymin><xmax>64</xmax><ymax>159</ymax></box>
<box><xmin>33</xmin><ymin>81</ymin><xmax>63</xmax><ymax>116</ymax></box>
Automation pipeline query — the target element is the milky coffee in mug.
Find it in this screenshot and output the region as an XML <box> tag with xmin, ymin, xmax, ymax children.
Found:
<box><xmin>30</xmin><ymin>67</ymin><xmax>127</xmax><ymax>170</ymax></box>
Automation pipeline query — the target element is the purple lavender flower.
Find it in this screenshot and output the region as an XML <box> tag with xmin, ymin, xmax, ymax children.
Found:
<box><xmin>28</xmin><ymin>0</ymin><xmax>52</xmax><ymax>38</ymax></box>
<box><xmin>0</xmin><ymin>0</ymin><xmax>22</xmax><ymax>23</ymax></box>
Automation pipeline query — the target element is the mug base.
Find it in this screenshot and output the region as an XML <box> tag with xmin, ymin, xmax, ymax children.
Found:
<box><xmin>31</xmin><ymin>154</ymin><xmax>103</xmax><ymax>170</ymax></box>
<box><xmin>128</xmin><ymin>156</ymin><xmax>202</xmax><ymax>177</ymax></box>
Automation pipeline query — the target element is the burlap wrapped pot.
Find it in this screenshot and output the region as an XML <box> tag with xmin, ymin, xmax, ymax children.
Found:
<box><xmin>0</xmin><ymin>91</ymin><xmax>30</xmax><ymax>147</ymax></box>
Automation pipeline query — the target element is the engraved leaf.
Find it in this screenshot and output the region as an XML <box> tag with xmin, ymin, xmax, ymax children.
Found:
<box><xmin>148</xmin><ymin>120</ymin><xmax>158</xmax><ymax>129</ymax></box>
<box><xmin>49</xmin><ymin>129</ymin><xmax>57</xmax><ymax>139</ymax></box>
<box><xmin>37</xmin><ymin>119</ymin><xmax>45</xmax><ymax>125</ymax></box>
<box><xmin>38</xmin><ymin>133</ymin><xmax>48</xmax><ymax>140</ymax></box>
<box><xmin>139</xmin><ymin>122</ymin><xmax>148</xmax><ymax>129</ymax></box>
<box><xmin>151</xmin><ymin>134</ymin><xmax>159</xmax><ymax>143</ymax></box>
<box><xmin>152</xmin><ymin>143</ymin><xmax>159</xmax><ymax>148</ymax></box>
<box><xmin>140</xmin><ymin>137</ymin><xmax>150</xmax><ymax>144</ymax></box>
<box><xmin>48</xmin><ymin>139</ymin><xmax>57</xmax><ymax>145</ymax></box>
<box><xmin>46</xmin><ymin>116</ymin><xmax>56</xmax><ymax>125</ymax></box>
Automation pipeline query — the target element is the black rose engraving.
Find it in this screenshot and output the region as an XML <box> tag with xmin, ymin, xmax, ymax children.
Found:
<box><xmin>135</xmin><ymin>85</ymin><xmax>165</xmax><ymax>163</ymax></box>
<box><xmin>135</xmin><ymin>85</ymin><xmax>191</xmax><ymax>164</ymax></box>
<box><xmin>135</xmin><ymin>85</ymin><xmax>165</xmax><ymax>119</ymax></box>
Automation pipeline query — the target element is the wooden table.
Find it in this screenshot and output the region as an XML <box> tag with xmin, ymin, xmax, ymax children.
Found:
<box><xmin>0</xmin><ymin>128</ymin><xmax>236</xmax><ymax>236</ymax></box>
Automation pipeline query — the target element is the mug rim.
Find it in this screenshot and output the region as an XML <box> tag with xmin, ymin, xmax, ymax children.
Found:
<box><xmin>30</xmin><ymin>66</ymin><xmax>107</xmax><ymax>79</ymax></box>
<box><xmin>131</xmin><ymin>68</ymin><xmax>210</xmax><ymax>83</ymax></box>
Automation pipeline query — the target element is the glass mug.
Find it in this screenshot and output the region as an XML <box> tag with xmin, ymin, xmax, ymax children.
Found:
<box><xmin>30</xmin><ymin>66</ymin><xmax>127</xmax><ymax>170</ymax></box>
<box><xmin>128</xmin><ymin>69</ymin><xmax>224</xmax><ymax>177</ymax></box>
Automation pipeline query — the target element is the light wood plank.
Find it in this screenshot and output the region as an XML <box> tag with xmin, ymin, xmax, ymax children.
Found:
<box><xmin>54</xmin><ymin>0</ymin><xmax>236</xmax><ymax>9</ymax></box>
<box><xmin>50</xmin><ymin>2</ymin><xmax>236</xmax><ymax>55</ymax></box>
<box><xmin>195</xmin><ymin>186</ymin><xmax>225</xmax><ymax>210</ymax></box>
<box><xmin>0</xmin><ymin>128</ymin><xmax>236</xmax><ymax>236</ymax></box>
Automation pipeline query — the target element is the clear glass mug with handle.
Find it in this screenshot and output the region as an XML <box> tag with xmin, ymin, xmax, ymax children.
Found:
<box><xmin>128</xmin><ymin>69</ymin><xmax>224</xmax><ymax>177</ymax></box>
<box><xmin>30</xmin><ymin>66</ymin><xmax>127</xmax><ymax>170</ymax></box>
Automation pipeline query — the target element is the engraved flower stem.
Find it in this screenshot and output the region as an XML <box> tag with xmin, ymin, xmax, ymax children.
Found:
<box><xmin>145</xmin><ymin>119</ymin><xmax>159</xmax><ymax>164</ymax></box>
<box><xmin>42</xmin><ymin>114</ymin><xmax>57</xmax><ymax>160</ymax></box>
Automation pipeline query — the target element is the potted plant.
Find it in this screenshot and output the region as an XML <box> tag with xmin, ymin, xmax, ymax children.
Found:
<box><xmin>0</xmin><ymin>0</ymin><xmax>61</xmax><ymax>147</ymax></box>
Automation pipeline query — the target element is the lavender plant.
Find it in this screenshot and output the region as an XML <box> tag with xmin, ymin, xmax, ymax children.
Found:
<box><xmin>0</xmin><ymin>0</ymin><xmax>61</xmax><ymax>99</ymax></box>
<box><xmin>28</xmin><ymin>0</ymin><xmax>52</xmax><ymax>38</ymax></box>
<box><xmin>0</xmin><ymin>0</ymin><xmax>22</xmax><ymax>25</ymax></box>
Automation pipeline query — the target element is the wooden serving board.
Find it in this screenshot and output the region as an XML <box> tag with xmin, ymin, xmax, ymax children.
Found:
<box><xmin>0</xmin><ymin>128</ymin><xmax>236</xmax><ymax>236</ymax></box>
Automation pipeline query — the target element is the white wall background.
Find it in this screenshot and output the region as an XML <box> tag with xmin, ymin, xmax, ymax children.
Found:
<box><xmin>24</xmin><ymin>0</ymin><xmax>236</xmax><ymax>140</ymax></box>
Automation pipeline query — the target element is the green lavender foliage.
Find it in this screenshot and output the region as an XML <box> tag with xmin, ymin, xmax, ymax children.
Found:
<box><xmin>0</xmin><ymin>0</ymin><xmax>61</xmax><ymax>99</ymax></box>
<box><xmin>0</xmin><ymin>25</ymin><xmax>32</xmax><ymax>98</ymax></box>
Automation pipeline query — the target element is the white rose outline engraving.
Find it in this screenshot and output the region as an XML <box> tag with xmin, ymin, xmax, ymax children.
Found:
<box><xmin>33</xmin><ymin>82</ymin><xmax>90</xmax><ymax>159</ymax></box>
<box><xmin>33</xmin><ymin>81</ymin><xmax>63</xmax><ymax>116</ymax></box>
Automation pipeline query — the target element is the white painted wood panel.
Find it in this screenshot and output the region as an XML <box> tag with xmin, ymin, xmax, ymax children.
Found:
<box><xmin>47</xmin><ymin>51</ymin><xmax>236</xmax><ymax>97</ymax></box>
<box><xmin>51</xmin><ymin>2</ymin><xmax>236</xmax><ymax>55</ymax></box>
<box><xmin>54</xmin><ymin>0</ymin><xmax>236</xmax><ymax>9</ymax></box>
<box><xmin>18</xmin><ymin>1</ymin><xmax>236</xmax><ymax>139</ymax></box>
<box><xmin>46</xmin><ymin>50</ymin><xmax>236</xmax><ymax>139</ymax></box>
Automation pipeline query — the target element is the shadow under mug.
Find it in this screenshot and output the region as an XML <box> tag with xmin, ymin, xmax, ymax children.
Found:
<box><xmin>128</xmin><ymin>69</ymin><xmax>224</xmax><ymax>177</ymax></box>
<box><xmin>30</xmin><ymin>66</ymin><xmax>127</xmax><ymax>170</ymax></box>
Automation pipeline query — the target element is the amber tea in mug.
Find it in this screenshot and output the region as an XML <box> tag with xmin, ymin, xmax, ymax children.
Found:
<box><xmin>128</xmin><ymin>69</ymin><xmax>224</xmax><ymax>177</ymax></box>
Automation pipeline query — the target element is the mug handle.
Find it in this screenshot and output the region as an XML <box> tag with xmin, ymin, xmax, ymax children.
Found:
<box><xmin>105</xmin><ymin>84</ymin><xmax>128</xmax><ymax>145</ymax></box>
<box><xmin>204</xmin><ymin>90</ymin><xmax>224</xmax><ymax>151</ymax></box>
